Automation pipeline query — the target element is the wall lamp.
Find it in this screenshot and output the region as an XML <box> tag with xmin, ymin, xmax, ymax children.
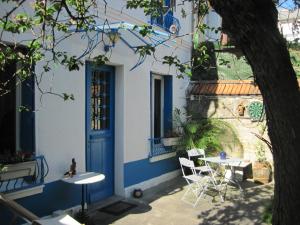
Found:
<box><xmin>104</xmin><ymin>28</ymin><xmax>121</xmax><ymax>52</ymax></box>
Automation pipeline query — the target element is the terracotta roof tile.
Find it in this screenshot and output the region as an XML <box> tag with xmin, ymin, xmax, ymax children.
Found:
<box><xmin>232</xmin><ymin>83</ymin><xmax>242</xmax><ymax>95</ymax></box>
<box><xmin>240</xmin><ymin>84</ymin><xmax>248</xmax><ymax>94</ymax></box>
<box><xmin>188</xmin><ymin>79</ymin><xmax>300</xmax><ymax>96</ymax></box>
<box><xmin>225</xmin><ymin>84</ymin><xmax>234</xmax><ymax>95</ymax></box>
<box><xmin>201</xmin><ymin>83</ymin><xmax>210</xmax><ymax>94</ymax></box>
<box><xmin>254</xmin><ymin>86</ymin><xmax>261</xmax><ymax>95</ymax></box>
<box><xmin>215</xmin><ymin>84</ymin><xmax>225</xmax><ymax>95</ymax></box>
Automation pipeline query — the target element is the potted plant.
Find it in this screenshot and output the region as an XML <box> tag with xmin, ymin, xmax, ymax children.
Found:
<box><xmin>0</xmin><ymin>151</ymin><xmax>36</xmax><ymax>181</ymax></box>
<box><xmin>252</xmin><ymin>142</ymin><xmax>272</xmax><ymax>184</ymax></box>
<box><xmin>174</xmin><ymin>112</ymin><xmax>242</xmax><ymax>158</ymax></box>
<box><xmin>162</xmin><ymin>130</ymin><xmax>181</xmax><ymax>146</ymax></box>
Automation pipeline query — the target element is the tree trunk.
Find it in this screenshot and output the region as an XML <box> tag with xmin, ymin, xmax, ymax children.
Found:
<box><xmin>208</xmin><ymin>0</ymin><xmax>300</xmax><ymax>224</ymax></box>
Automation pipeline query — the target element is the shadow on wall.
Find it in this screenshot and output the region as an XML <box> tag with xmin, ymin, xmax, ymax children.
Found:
<box><xmin>188</xmin><ymin>51</ymin><xmax>244</xmax><ymax>157</ymax></box>
<box><xmin>190</xmin><ymin>40</ymin><xmax>220</xmax><ymax>124</ymax></box>
<box><xmin>192</xmin><ymin>41</ymin><xmax>218</xmax><ymax>81</ymax></box>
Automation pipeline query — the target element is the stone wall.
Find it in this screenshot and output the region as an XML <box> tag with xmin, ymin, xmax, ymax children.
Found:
<box><xmin>187</xmin><ymin>95</ymin><xmax>273</xmax><ymax>164</ymax></box>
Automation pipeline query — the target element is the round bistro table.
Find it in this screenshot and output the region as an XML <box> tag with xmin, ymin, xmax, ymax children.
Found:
<box><xmin>61</xmin><ymin>172</ymin><xmax>105</xmax><ymax>222</ymax></box>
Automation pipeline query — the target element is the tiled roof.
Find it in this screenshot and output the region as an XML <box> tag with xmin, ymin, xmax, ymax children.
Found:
<box><xmin>188</xmin><ymin>80</ymin><xmax>300</xmax><ymax>96</ymax></box>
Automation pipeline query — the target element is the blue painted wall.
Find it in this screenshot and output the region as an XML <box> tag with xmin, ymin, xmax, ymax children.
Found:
<box><xmin>0</xmin><ymin>181</ymin><xmax>81</xmax><ymax>224</ymax></box>
<box><xmin>124</xmin><ymin>157</ymin><xmax>179</xmax><ymax>187</ymax></box>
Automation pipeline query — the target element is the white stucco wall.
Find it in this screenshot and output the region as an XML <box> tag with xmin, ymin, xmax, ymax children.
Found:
<box><xmin>0</xmin><ymin>0</ymin><xmax>192</xmax><ymax>187</ymax></box>
<box><xmin>204</xmin><ymin>10</ymin><xmax>222</xmax><ymax>42</ymax></box>
<box><xmin>279</xmin><ymin>21</ymin><xmax>300</xmax><ymax>41</ymax></box>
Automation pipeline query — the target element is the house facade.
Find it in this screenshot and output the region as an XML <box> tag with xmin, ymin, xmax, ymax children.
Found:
<box><xmin>278</xmin><ymin>8</ymin><xmax>300</xmax><ymax>42</ymax></box>
<box><xmin>0</xmin><ymin>0</ymin><xmax>193</xmax><ymax>220</ymax></box>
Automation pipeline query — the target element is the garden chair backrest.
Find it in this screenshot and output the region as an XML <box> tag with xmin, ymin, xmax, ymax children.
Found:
<box><xmin>179</xmin><ymin>157</ymin><xmax>197</xmax><ymax>177</ymax></box>
<box><xmin>187</xmin><ymin>148</ymin><xmax>206</xmax><ymax>160</ymax></box>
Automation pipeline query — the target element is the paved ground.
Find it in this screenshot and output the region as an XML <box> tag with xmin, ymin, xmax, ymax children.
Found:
<box><xmin>86</xmin><ymin>177</ymin><xmax>273</xmax><ymax>225</ymax></box>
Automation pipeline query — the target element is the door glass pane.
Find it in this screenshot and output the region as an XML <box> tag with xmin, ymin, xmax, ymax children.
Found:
<box><xmin>91</xmin><ymin>71</ymin><xmax>110</xmax><ymax>130</ymax></box>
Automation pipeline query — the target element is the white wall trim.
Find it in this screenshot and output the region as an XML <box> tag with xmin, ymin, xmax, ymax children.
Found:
<box><xmin>4</xmin><ymin>185</ymin><xmax>45</xmax><ymax>200</ymax></box>
<box><xmin>149</xmin><ymin>152</ymin><xmax>177</xmax><ymax>163</ymax></box>
<box><xmin>124</xmin><ymin>169</ymin><xmax>181</xmax><ymax>198</ymax></box>
<box><xmin>114</xmin><ymin>65</ymin><xmax>125</xmax><ymax>197</ymax></box>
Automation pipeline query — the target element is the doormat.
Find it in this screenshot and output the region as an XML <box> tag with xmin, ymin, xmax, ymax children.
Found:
<box><xmin>98</xmin><ymin>201</ymin><xmax>137</xmax><ymax>216</ymax></box>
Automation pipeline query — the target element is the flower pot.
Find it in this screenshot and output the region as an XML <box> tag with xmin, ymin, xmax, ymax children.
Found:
<box><xmin>219</xmin><ymin>151</ymin><xmax>227</xmax><ymax>160</ymax></box>
<box><xmin>162</xmin><ymin>137</ymin><xmax>180</xmax><ymax>146</ymax></box>
<box><xmin>0</xmin><ymin>160</ymin><xmax>36</xmax><ymax>181</ymax></box>
<box><xmin>252</xmin><ymin>162</ymin><xmax>272</xmax><ymax>184</ymax></box>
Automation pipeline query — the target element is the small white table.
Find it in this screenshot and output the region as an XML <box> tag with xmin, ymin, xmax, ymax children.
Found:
<box><xmin>61</xmin><ymin>172</ymin><xmax>105</xmax><ymax>222</ymax></box>
<box><xmin>200</xmin><ymin>157</ymin><xmax>245</xmax><ymax>201</ymax></box>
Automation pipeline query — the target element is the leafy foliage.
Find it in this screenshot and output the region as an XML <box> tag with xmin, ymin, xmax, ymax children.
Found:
<box><xmin>0</xmin><ymin>0</ymin><xmax>104</xmax><ymax>100</ymax></box>
<box><xmin>262</xmin><ymin>200</ymin><xmax>273</xmax><ymax>224</ymax></box>
<box><xmin>163</xmin><ymin>56</ymin><xmax>191</xmax><ymax>78</ymax></box>
<box><xmin>127</xmin><ymin>0</ymin><xmax>163</xmax><ymax>17</ymax></box>
<box><xmin>289</xmin><ymin>49</ymin><xmax>300</xmax><ymax>78</ymax></box>
<box><xmin>174</xmin><ymin>109</ymin><xmax>243</xmax><ymax>156</ymax></box>
<box><xmin>0</xmin><ymin>0</ymin><xmax>195</xmax><ymax>100</ymax></box>
<box><xmin>255</xmin><ymin>142</ymin><xmax>268</xmax><ymax>163</ymax></box>
<box><xmin>133</xmin><ymin>24</ymin><xmax>154</xmax><ymax>37</ymax></box>
<box><xmin>0</xmin><ymin>163</ymin><xmax>5</xmax><ymax>172</ymax></box>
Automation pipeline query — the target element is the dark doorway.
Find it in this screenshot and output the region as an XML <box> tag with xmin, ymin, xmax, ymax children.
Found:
<box><xmin>154</xmin><ymin>78</ymin><xmax>162</xmax><ymax>138</ymax></box>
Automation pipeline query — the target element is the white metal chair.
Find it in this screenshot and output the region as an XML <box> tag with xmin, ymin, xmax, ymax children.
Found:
<box><xmin>179</xmin><ymin>157</ymin><xmax>210</xmax><ymax>207</ymax></box>
<box><xmin>187</xmin><ymin>148</ymin><xmax>211</xmax><ymax>174</ymax></box>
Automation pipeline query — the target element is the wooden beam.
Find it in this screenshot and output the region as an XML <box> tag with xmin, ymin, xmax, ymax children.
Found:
<box><xmin>0</xmin><ymin>193</ymin><xmax>39</xmax><ymax>222</ymax></box>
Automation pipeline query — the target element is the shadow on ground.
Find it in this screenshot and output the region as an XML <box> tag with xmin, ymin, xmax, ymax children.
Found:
<box><xmin>86</xmin><ymin>177</ymin><xmax>273</xmax><ymax>225</ymax></box>
<box><xmin>197</xmin><ymin>182</ymin><xmax>273</xmax><ymax>225</ymax></box>
<box><xmin>86</xmin><ymin>178</ymin><xmax>185</xmax><ymax>225</ymax></box>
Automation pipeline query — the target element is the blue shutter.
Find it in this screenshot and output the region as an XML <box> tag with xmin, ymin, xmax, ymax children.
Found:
<box><xmin>164</xmin><ymin>0</ymin><xmax>173</xmax><ymax>30</ymax></box>
<box><xmin>163</xmin><ymin>75</ymin><xmax>173</xmax><ymax>136</ymax></box>
<box><xmin>165</xmin><ymin>0</ymin><xmax>171</xmax><ymax>7</ymax></box>
<box><xmin>20</xmin><ymin>77</ymin><xmax>35</xmax><ymax>153</ymax></box>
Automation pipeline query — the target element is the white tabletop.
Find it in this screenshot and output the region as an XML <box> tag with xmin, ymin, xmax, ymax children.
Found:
<box><xmin>61</xmin><ymin>172</ymin><xmax>105</xmax><ymax>185</ymax></box>
<box><xmin>201</xmin><ymin>156</ymin><xmax>243</xmax><ymax>165</ymax></box>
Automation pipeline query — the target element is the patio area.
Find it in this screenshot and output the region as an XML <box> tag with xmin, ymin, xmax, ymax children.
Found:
<box><xmin>86</xmin><ymin>176</ymin><xmax>273</xmax><ymax>225</ymax></box>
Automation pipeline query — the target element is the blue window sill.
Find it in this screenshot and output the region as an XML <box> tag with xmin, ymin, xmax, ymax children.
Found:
<box><xmin>0</xmin><ymin>155</ymin><xmax>49</xmax><ymax>196</ymax></box>
<box><xmin>148</xmin><ymin>138</ymin><xmax>176</xmax><ymax>158</ymax></box>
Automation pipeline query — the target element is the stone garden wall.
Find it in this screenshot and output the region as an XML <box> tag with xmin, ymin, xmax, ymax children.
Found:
<box><xmin>187</xmin><ymin>95</ymin><xmax>273</xmax><ymax>164</ymax></box>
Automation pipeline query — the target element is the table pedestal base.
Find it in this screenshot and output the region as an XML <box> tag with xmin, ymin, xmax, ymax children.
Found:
<box><xmin>75</xmin><ymin>210</ymin><xmax>89</xmax><ymax>223</ymax></box>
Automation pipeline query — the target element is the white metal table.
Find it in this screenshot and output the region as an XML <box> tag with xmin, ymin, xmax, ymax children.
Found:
<box><xmin>61</xmin><ymin>172</ymin><xmax>105</xmax><ymax>222</ymax></box>
<box><xmin>200</xmin><ymin>156</ymin><xmax>245</xmax><ymax>201</ymax></box>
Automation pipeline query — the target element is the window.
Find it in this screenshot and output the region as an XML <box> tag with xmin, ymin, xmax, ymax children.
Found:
<box><xmin>151</xmin><ymin>73</ymin><xmax>173</xmax><ymax>138</ymax></box>
<box><xmin>91</xmin><ymin>70</ymin><xmax>111</xmax><ymax>130</ymax></box>
<box><xmin>0</xmin><ymin>47</ymin><xmax>35</xmax><ymax>162</ymax></box>
<box><xmin>153</xmin><ymin>75</ymin><xmax>164</xmax><ymax>138</ymax></box>
<box><xmin>151</xmin><ymin>0</ymin><xmax>175</xmax><ymax>29</ymax></box>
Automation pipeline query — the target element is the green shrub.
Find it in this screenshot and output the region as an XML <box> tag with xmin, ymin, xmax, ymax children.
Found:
<box><xmin>174</xmin><ymin>109</ymin><xmax>243</xmax><ymax>157</ymax></box>
<box><xmin>262</xmin><ymin>201</ymin><xmax>273</xmax><ymax>224</ymax></box>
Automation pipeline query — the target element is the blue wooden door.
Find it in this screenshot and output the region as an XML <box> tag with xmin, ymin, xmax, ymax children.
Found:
<box><xmin>86</xmin><ymin>63</ymin><xmax>115</xmax><ymax>203</ymax></box>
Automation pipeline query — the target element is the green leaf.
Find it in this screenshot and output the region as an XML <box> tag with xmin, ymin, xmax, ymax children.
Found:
<box><xmin>93</xmin><ymin>55</ymin><xmax>109</xmax><ymax>66</ymax></box>
<box><xmin>62</xmin><ymin>93</ymin><xmax>75</xmax><ymax>101</ymax></box>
